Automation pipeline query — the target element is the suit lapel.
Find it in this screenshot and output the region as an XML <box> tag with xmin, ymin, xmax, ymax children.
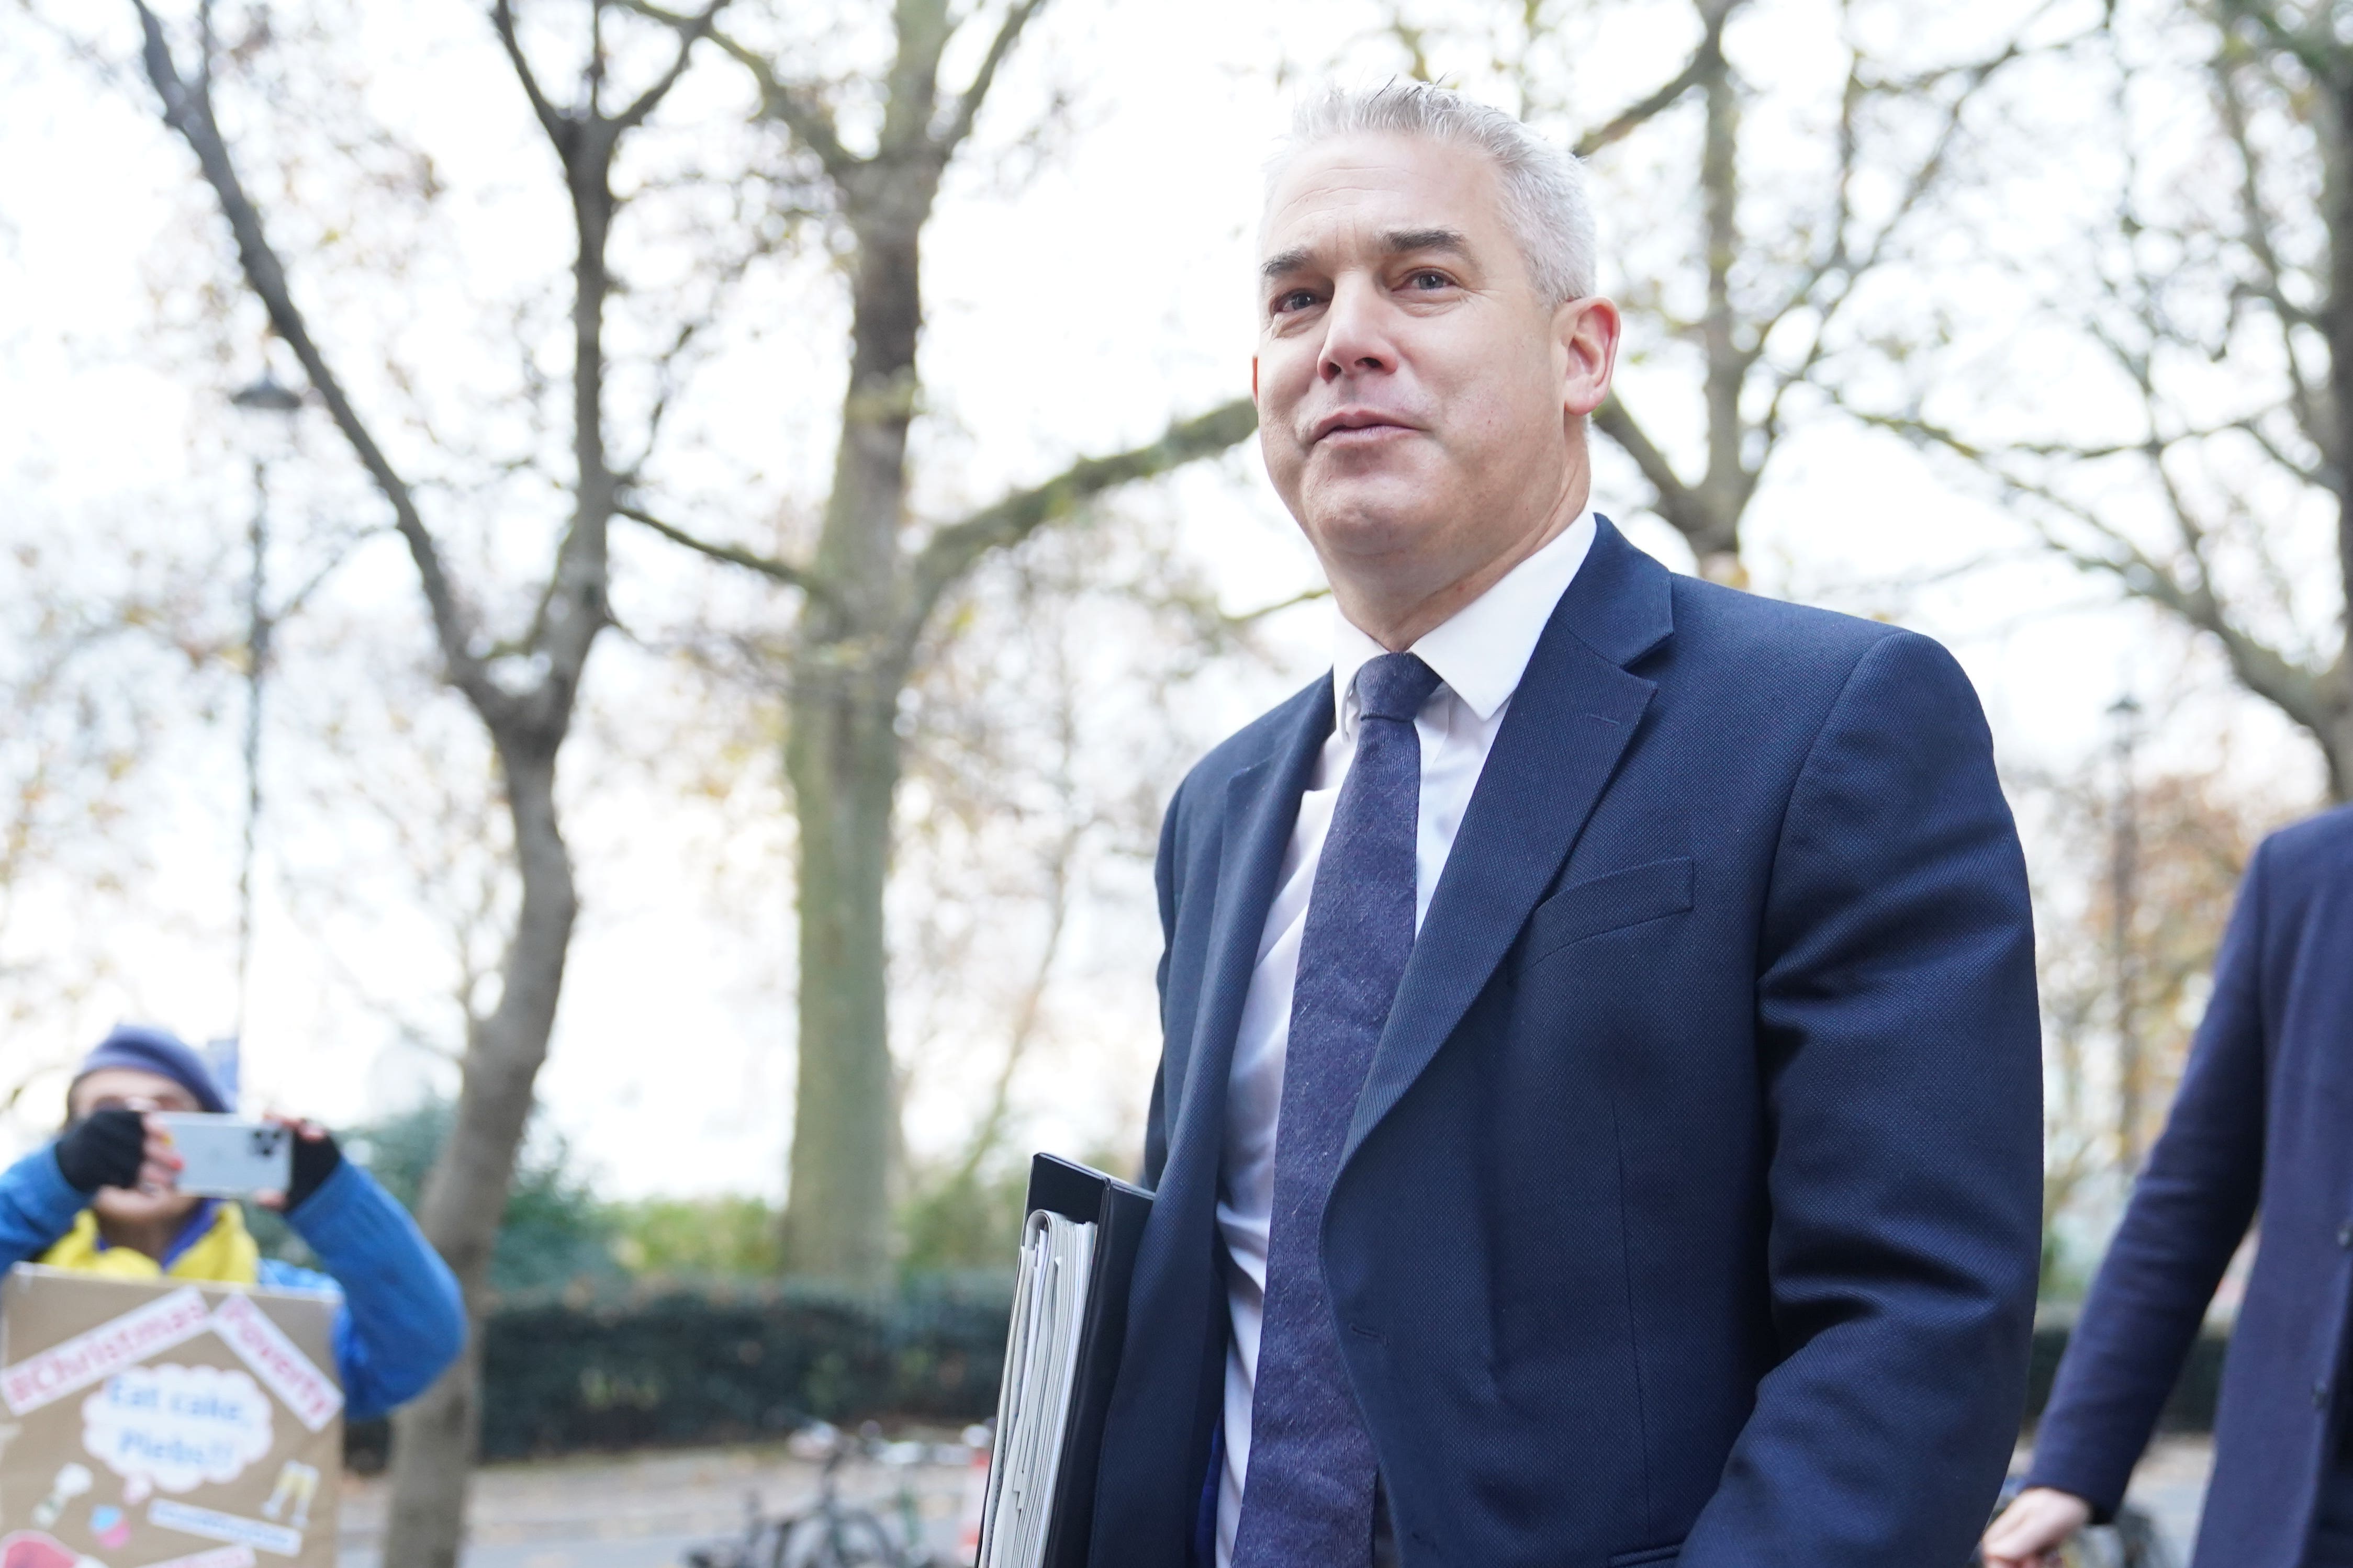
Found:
<box><xmin>1343</xmin><ymin>519</ymin><xmax>1674</xmax><ymax>1163</ymax></box>
<box><xmin>1158</xmin><ymin>682</ymin><xmax>1333</xmax><ymax>1202</ymax></box>
<box><xmin>1095</xmin><ymin>682</ymin><xmax>1330</xmax><ymax>1561</ymax></box>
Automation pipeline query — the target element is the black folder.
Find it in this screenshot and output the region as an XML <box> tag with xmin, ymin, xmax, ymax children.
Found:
<box><xmin>980</xmin><ymin>1152</ymin><xmax>1153</xmax><ymax>1568</ymax></box>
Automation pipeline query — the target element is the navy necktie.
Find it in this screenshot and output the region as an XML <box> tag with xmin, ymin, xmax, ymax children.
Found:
<box><xmin>1233</xmin><ymin>651</ymin><xmax>1441</xmax><ymax>1568</ymax></box>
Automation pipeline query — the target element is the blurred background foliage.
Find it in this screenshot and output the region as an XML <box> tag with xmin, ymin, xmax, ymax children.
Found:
<box><xmin>257</xmin><ymin>1099</ymin><xmax>1059</xmax><ymax>1286</ymax></box>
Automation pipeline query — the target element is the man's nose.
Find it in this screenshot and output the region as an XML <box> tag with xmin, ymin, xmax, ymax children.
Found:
<box><xmin>1318</xmin><ymin>276</ymin><xmax>1397</xmax><ymax>382</ymax></box>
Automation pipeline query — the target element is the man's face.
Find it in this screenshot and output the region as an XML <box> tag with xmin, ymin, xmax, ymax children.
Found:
<box><xmin>1254</xmin><ymin>133</ymin><xmax>1614</xmax><ymax>607</ymax></box>
<box><xmin>71</xmin><ymin>1067</ymin><xmax>203</xmax><ymax>1226</ymax></box>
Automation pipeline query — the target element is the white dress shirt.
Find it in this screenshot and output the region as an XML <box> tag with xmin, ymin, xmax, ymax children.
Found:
<box><xmin>1212</xmin><ymin>510</ymin><xmax>1598</xmax><ymax>1566</ymax></box>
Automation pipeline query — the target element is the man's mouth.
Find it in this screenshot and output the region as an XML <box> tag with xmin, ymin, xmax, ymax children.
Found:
<box><xmin>1310</xmin><ymin>409</ymin><xmax>1418</xmax><ymax>445</ymax></box>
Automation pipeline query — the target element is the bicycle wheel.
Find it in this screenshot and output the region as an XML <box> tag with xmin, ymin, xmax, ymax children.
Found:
<box><xmin>2112</xmin><ymin>1504</ymin><xmax>2176</xmax><ymax>1568</ymax></box>
<box><xmin>777</xmin><ymin>1505</ymin><xmax>907</xmax><ymax>1568</ymax></box>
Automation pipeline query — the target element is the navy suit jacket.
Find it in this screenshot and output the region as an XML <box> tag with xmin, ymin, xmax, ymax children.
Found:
<box><xmin>1089</xmin><ymin>521</ymin><xmax>2045</xmax><ymax>1568</ymax></box>
<box><xmin>2027</xmin><ymin>805</ymin><xmax>2353</xmax><ymax>1567</ymax></box>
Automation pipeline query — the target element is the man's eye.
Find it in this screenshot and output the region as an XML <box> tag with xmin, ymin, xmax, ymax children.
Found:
<box><xmin>1272</xmin><ymin>288</ymin><xmax>1321</xmax><ymax>314</ymax></box>
<box><xmin>1407</xmin><ymin>270</ymin><xmax>1452</xmax><ymax>290</ymax></box>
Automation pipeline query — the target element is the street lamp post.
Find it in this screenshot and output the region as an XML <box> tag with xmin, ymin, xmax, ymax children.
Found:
<box><xmin>2108</xmin><ymin>692</ymin><xmax>2144</xmax><ymax>1174</ymax></box>
<box><xmin>228</xmin><ymin>372</ymin><xmax>302</xmax><ymax>1052</ymax></box>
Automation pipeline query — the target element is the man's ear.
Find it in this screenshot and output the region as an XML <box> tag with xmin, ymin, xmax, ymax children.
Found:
<box><xmin>1251</xmin><ymin>355</ymin><xmax>1260</xmax><ymax>403</ymax></box>
<box><xmin>1556</xmin><ymin>296</ymin><xmax>1620</xmax><ymax>419</ymax></box>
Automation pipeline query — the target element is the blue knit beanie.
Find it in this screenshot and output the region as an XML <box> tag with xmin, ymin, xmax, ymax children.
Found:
<box><xmin>70</xmin><ymin>1024</ymin><xmax>229</xmax><ymax>1115</ymax></box>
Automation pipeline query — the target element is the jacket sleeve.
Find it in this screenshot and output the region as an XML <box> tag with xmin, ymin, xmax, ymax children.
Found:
<box><xmin>282</xmin><ymin>1160</ymin><xmax>467</xmax><ymax>1421</ymax></box>
<box><xmin>2022</xmin><ymin>841</ymin><xmax>2271</xmax><ymax>1518</ymax></box>
<box><xmin>1142</xmin><ymin>774</ymin><xmax>1189</xmax><ymax>1192</ymax></box>
<box><xmin>0</xmin><ymin>1145</ymin><xmax>90</xmax><ymax>1268</ymax></box>
<box><xmin>1683</xmin><ymin>631</ymin><xmax>2045</xmax><ymax>1568</ymax></box>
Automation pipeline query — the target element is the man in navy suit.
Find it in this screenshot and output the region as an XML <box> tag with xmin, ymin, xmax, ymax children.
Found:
<box><xmin>1088</xmin><ymin>83</ymin><xmax>2044</xmax><ymax>1567</ymax></box>
<box><xmin>1985</xmin><ymin>806</ymin><xmax>2353</xmax><ymax>1568</ymax></box>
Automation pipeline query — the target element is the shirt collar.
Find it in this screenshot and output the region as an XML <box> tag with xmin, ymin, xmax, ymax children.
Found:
<box><xmin>1331</xmin><ymin>509</ymin><xmax>1598</xmax><ymax>738</ymax></box>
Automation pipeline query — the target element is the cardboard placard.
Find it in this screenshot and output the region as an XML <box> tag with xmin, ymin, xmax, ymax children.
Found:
<box><xmin>0</xmin><ymin>1266</ymin><xmax>340</xmax><ymax>1568</ymax></box>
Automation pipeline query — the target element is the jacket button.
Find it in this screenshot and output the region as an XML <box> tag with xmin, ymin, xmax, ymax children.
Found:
<box><xmin>2339</xmin><ymin>1221</ymin><xmax>2353</xmax><ymax>1248</ymax></box>
<box><xmin>2317</xmin><ymin>1381</ymin><xmax>2332</xmax><ymax>1409</ymax></box>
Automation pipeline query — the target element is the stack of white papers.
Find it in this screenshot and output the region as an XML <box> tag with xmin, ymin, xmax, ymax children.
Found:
<box><xmin>977</xmin><ymin>1209</ymin><xmax>1097</xmax><ymax>1568</ymax></box>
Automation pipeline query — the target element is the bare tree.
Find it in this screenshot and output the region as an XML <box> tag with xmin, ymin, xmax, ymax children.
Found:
<box><xmin>1368</xmin><ymin>0</ymin><xmax>2053</xmax><ymax>583</ymax></box>
<box><xmin>2014</xmin><ymin>748</ymin><xmax>2283</xmax><ymax>1293</ymax></box>
<box><xmin>1863</xmin><ymin>0</ymin><xmax>2353</xmax><ymax>797</ymax></box>
<box><xmin>624</xmin><ymin>0</ymin><xmax>1256</xmax><ymax>1289</ymax></box>
<box><xmin>120</xmin><ymin>3</ymin><xmax>725</xmax><ymax>1563</ymax></box>
<box><xmin>0</xmin><ymin>543</ymin><xmax>204</xmax><ymax>1117</ymax></box>
<box><xmin>275</xmin><ymin>652</ymin><xmax>516</xmax><ymax>1094</ymax></box>
<box><xmin>886</xmin><ymin>504</ymin><xmax>1269</xmax><ymax>1262</ymax></box>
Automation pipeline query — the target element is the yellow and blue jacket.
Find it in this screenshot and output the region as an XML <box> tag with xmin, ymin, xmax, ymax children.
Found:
<box><xmin>0</xmin><ymin>1146</ymin><xmax>465</xmax><ymax>1420</ymax></box>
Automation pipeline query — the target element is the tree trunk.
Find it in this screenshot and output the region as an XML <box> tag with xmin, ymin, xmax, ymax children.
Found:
<box><xmin>781</xmin><ymin>665</ymin><xmax>903</xmax><ymax>1289</ymax></box>
<box><xmin>385</xmin><ymin>739</ymin><xmax>579</xmax><ymax>1568</ymax></box>
<box><xmin>132</xmin><ymin>7</ymin><xmax>702</xmax><ymax>1561</ymax></box>
<box><xmin>375</xmin><ymin>45</ymin><xmax>621</xmax><ymax>1556</ymax></box>
<box><xmin>778</xmin><ymin>192</ymin><xmax>927</xmax><ymax>1288</ymax></box>
<box><xmin>655</xmin><ymin>2</ymin><xmax>1251</xmax><ymax>1288</ymax></box>
<box><xmin>1692</xmin><ymin>7</ymin><xmax>1747</xmax><ymax>585</ymax></box>
<box><xmin>382</xmin><ymin>1327</ymin><xmax>484</xmax><ymax>1568</ymax></box>
<box><xmin>2324</xmin><ymin>73</ymin><xmax>2353</xmax><ymax>803</ymax></box>
<box><xmin>2324</xmin><ymin>711</ymin><xmax>2353</xmax><ymax>803</ymax></box>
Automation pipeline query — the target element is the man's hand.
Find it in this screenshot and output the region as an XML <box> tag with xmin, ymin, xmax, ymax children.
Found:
<box><xmin>1981</xmin><ymin>1486</ymin><xmax>2092</xmax><ymax>1568</ymax></box>
<box><xmin>252</xmin><ymin>1114</ymin><xmax>341</xmax><ymax>1214</ymax></box>
<box><xmin>54</xmin><ymin>1109</ymin><xmax>181</xmax><ymax>1195</ymax></box>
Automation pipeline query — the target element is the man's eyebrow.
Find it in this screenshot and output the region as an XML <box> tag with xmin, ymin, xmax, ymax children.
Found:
<box><xmin>1383</xmin><ymin>227</ymin><xmax>1469</xmax><ymax>256</ymax></box>
<box><xmin>1261</xmin><ymin>246</ymin><xmax>1313</xmax><ymax>281</ymax></box>
<box><xmin>1260</xmin><ymin>228</ymin><xmax>1474</xmax><ymax>282</ymax></box>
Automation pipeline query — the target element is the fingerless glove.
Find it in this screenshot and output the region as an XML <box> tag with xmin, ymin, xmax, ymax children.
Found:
<box><xmin>286</xmin><ymin>1127</ymin><xmax>343</xmax><ymax>1213</ymax></box>
<box><xmin>54</xmin><ymin>1108</ymin><xmax>146</xmax><ymax>1193</ymax></box>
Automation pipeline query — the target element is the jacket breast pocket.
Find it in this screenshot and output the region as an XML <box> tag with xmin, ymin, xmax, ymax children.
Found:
<box><xmin>1516</xmin><ymin>856</ymin><xmax>1694</xmax><ymax>971</ymax></box>
<box><xmin>1606</xmin><ymin>1547</ymin><xmax>1682</xmax><ymax>1567</ymax></box>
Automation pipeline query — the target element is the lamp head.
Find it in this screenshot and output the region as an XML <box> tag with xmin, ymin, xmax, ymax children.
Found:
<box><xmin>229</xmin><ymin>374</ymin><xmax>302</xmax><ymax>415</ymax></box>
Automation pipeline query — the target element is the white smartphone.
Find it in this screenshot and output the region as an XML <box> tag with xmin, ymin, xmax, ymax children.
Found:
<box><xmin>152</xmin><ymin>1113</ymin><xmax>293</xmax><ymax>1198</ymax></box>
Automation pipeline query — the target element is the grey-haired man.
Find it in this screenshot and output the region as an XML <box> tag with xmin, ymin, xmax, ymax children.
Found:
<box><xmin>1086</xmin><ymin>83</ymin><xmax>2043</xmax><ymax>1568</ymax></box>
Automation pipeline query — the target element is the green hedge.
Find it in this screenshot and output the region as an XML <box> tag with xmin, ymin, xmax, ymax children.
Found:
<box><xmin>347</xmin><ymin>1277</ymin><xmax>1013</xmax><ymax>1468</ymax></box>
<box><xmin>346</xmin><ymin>1299</ymin><xmax>2225</xmax><ymax>1468</ymax></box>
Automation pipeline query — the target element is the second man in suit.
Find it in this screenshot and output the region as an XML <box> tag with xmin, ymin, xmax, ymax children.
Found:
<box><xmin>1088</xmin><ymin>82</ymin><xmax>2046</xmax><ymax>1567</ymax></box>
<box><xmin>1985</xmin><ymin>804</ymin><xmax>2353</xmax><ymax>1567</ymax></box>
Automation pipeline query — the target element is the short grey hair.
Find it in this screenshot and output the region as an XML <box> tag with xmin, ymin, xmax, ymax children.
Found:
<box><xmin>1269</xmin><ymin>83</ymin><xmax>1599</xmax><ymax>305</ymax></box>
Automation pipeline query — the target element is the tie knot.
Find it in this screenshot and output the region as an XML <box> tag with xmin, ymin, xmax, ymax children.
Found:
<box><xmin>1354</xmin><ymin>651</ymin><xmax>1441</xmax><ymax>724</ymax></box>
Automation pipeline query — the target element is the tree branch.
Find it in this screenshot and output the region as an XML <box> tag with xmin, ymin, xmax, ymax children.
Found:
<box><xmin>2216</xmin><ymin>0</ymin><xmax>2346</xmax><ymax>91</ymax></box>
<box><xmin>2238</xmin><ymin>413</ymin><xmax>2333</xmax><ymax>489</ymax></box>
<box><xmin>948</xmin><ymin>812</ymin><xmax>1078</xmax><ymax>1190</ymax></box>
<box><xmin>1758</xmin><ymin>21</ymin><xmax>2038</xmax><ymax>456</ymax></box>
<box><xmin>130</xmin><ymin>0</ymin><xmax>490</xmax><ymax>704</ymax></box>
<box><xmin>1873</xmin><ymin>409</ymin><xmax>2335</xmax><ymax>738</ymax></box>
<box><xmin>937</xmin><ymin>0</ymin><xmax>1048</xmax><ymax>158</ymax></box>
<box><xmin>2076</xmin><ymin>518</ymin><xmax>2327</xmax><ymax>736</ymax></box>
<box><xmin>612</xmin><ymin>0</ymin><xmax>730</xmax><ymax>134</ymax></box>
<box><xmin>1571</xmin><ymin>0</ymin><xmax>1734</xmax><ymax>159</ymax></box>
<box><xmin>903</xmin><ymin>397</ymin><xmax>1258</xmax><ymax>647</ymax></box>
<box><xmin>1593</xmin><ymin>393</ymin><xmax>1701</xmax><ymax>520</ymax></box>
<box><xmin>618</xmin><ymin>504</ymin><xmax>831</xmax><ymax>603</ymax></box>
<box><xmin>489</xmin><ymin>0</ymin><xmax>565</xmax><ymax>144</ymax></box>
<box><xmin>2214</xmin><ymin>39</ymin><xmax>2318</xmax><ymax>329</ymax></box>
<box><xmin>2211</xmin><ymin>34</ymin><xmax>2334</xmax><ymax>480</ymax></box>
<box><xmin>625</xmin><ymin>1</ymin><xmax>856</xmax><ymax>175</ymax></box>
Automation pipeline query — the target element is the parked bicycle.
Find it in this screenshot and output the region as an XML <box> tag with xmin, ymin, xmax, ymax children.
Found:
<box><xmin>686</xmin><ymin>1422</ymin><xmax>948</xmax><ymax>1568</ymax></box>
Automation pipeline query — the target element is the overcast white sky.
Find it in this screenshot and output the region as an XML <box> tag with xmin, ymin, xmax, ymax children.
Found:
<box><xmin>0</xmin><ymin>0</ymin><xmax>2330</xmax><ymax>1197</ymax></box>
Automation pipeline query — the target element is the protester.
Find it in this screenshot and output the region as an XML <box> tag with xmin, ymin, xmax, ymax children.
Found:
<box><xmin>1985</xmin><ymin>805</ymin><xmax>2353</xmax><ymax>1568</ymax></box>
<box><xmin>0</xmin><ymin>1023</ymin><xmax>465</xmax><ymax>1421</ymax></box>
<box><xmin>1088</xmin><ymin>83</ymin><xmax>2043</xmax><ymax>1568</ymax></box>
